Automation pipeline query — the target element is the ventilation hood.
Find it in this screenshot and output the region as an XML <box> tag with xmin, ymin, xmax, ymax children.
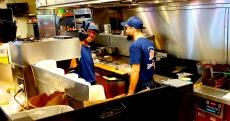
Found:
<box><xmin>38</xmin><ymin>0</ymin><xmax>133</xmax><ymax>9</ymax></box>
<box><xmin>38</xmin><ymin>0</ymin><xmax>189</xmax><ymax>9</ymax></box>
<box><xmin>37</xmin><ymin>0</ymin><xmax>230</xmax><ymax>9</ymax></box>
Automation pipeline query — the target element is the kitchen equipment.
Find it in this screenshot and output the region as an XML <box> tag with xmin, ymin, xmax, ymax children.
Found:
<box><xmin>96</xmin><ymin>46</ymin><xmax>117</xmax><ymax>55</ymax></box>
<box><xmin>37</xmin><ymin>9</ymin><xmax>57</xmax><ymax>38</ymax></box>
<box><xmin>27</xmin><ymin>23</ymin><xmax>39</xmax><ymax>38</ymax></box>
<box><xmin>104</xmin><ymin>24</ymin><xmax>111</xmax><ymax>34</ymax></box>
<box><xmin>103</xmin><ymin>75</ymin><xmax>126</xmax><ymax>98</ymax></box>
<box><xmin>16</xmin><ymin>37</ymin><xmax>40</xmax><ymax>42</ymax></box>
<box><xmin>103</xmin><ymin>55</ymin><xmax>113</xmax><ymax>62</ymax></box>
<box><xmin>9</xmin><ymin>37</ymin><xmax>81</xmax><ymax>98</ymax></box>
<box><xmin>96</xmin><ymin>47</ymin><xmax>106</xmax><ymax>54</ymax></box>
<box><xmin>196</xmin><ymin>97</ymin><xmax>224</xmax><ymax>121</ymax></box>
<box><xmin>196</xmin><ymin>61</ymin><xmax>213</xmax><ymax>74</ymax></box>
<box><xmin>53</xmin><ymin>35</ymin><xmax>73</xmax><ymax>39</ymax></box>
<box><xmin>200</xmin><ymin>66</ymin><xmax>213</xmax><ymax>86</ymax></box>
<box><xmin>105</xmin><ymin>46</ymin><xmax>117</xmax><ymax>55</ymax></box>
<box><xmin>177</xmin><ymin>72</ymin><xmax>192</xmax><ymax>80</ymax></box>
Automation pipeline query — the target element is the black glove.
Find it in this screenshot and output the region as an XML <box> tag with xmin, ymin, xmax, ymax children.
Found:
<box><xmin>79</xmin><ymin>21</ymin><xmax>90</xmax><ymax>41</ymax></box>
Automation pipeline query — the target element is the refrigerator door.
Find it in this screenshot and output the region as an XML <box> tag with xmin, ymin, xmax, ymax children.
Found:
<box><xmin>37</xmin><ymin>15</ymin><xmax>57</xmax><ymax>38</ymax></box>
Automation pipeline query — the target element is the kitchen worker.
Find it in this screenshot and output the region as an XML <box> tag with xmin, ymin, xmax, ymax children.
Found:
<box><xmin>121</xmin><ymin>16</ymin><xmax>155</xmax><ymax>95</ymax></box>
<box><xmin>70</xmin><ymin>21</ymin><xmax>99</xmax><ymax>85</ymax></box>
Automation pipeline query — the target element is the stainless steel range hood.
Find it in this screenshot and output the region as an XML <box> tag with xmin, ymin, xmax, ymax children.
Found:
<box><xmin>37</xmin><ymin>0</ymin><xmax>230</xmax><ymax>9</ymax></box>
<box><xmin>37</xmin><ymin>0</ymin><xmax>188</xmax><ymax>9</ymax></box>
<box><xmin>38</xmin><ymin>0</ymin><xmax>131</xmax><ymax>9</ymax></box>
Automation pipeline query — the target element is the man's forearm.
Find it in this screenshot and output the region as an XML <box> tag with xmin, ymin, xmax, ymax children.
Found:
<box><xmin>128</xmin><ymin>69</ymin><xmax>139</xmax><ymax>95</ymax></box>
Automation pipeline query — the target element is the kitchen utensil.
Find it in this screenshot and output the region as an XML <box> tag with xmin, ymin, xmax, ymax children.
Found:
<box><xmin>104</xmin><ymin>24</ymin><xmax>111</xmax><ymax>34</ymax></box>
<box><xmin>105</xmin><ymin>46</ymin><xmax>117</xmax><ymax>55</ymax></box>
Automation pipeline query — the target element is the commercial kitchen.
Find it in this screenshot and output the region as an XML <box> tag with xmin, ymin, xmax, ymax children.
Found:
<box><xmin>0</xmin><ymin>0</ymin><xmax>230</xmax><ymax>121</ymax></box>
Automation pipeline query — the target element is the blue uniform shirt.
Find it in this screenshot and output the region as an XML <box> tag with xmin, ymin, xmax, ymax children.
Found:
<box><xmin>79</xmin><ymin>45</ymin><xmax>96</xmax><ymax>84</ymax></box>
<box><xmin>129</xmin><ymin>37</ymin><xmax>155</xmax><ymax>90</ymax></box>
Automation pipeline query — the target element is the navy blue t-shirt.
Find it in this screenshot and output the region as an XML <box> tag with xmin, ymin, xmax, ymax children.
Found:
<box><xmin>129</xmin><ymin>37</ymin><xmax>155</xmax><ymax>89</ymax></box>
<box><xmin>79</xmin><ymin>45</ymin><xmax>96</xmax><ymax>84</ymax></box>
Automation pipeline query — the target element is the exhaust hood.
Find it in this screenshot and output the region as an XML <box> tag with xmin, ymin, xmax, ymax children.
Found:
<box><xmin>37</xmin><ymin>0</ymin><xmax>230</xmax><ymax>9</ymax></box>
<box><xmin>38</xmin><ymin>0</ymin><xmax>134</xmax><ymax>9</ymax></box>
<box><xmin>37</xmin><ymin>0</ymin><xmax>188</xmax><ymax>9</ymax></box>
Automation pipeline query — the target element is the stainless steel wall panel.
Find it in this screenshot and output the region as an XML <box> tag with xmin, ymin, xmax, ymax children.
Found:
<box><xmin>94</xmin><ymin>34</ymin><xmax>152</xmax><ymax>56</ymax></box>
<box><xmin>109</xmin><ymin>35</ymin><xmax>132</xmax><ymax>56</ymax></box>
<box><xmin>122</xmin><ymin>6</ymin><xmax>226</xmax><ymax>63</ymax></box>
<box><xmin>94</xmin><ymin>34</ymin><xmax>110</xmax><ymax>47</ymax></box>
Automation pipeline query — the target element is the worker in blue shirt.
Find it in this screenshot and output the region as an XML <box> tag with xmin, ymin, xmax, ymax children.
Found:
<box><xmin>121</xmin><ymin>16</ymin><xmax>155</xmax><ymax>95</ymax></box>
<box><xmin>76</xmin><ymin>21</ymin><xmax>99</xmax><ymax>85</ymax></box>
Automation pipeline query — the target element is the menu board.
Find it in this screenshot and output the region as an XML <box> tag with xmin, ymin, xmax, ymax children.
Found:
<box><xmin>73</xmin><ymin>8</ymin><xmax>92</xmax><ymax>30</ymax></box>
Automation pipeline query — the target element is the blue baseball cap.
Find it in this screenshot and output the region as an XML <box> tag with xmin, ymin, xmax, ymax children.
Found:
<box><xmin>121</xmin><ymin>16</ymin><xmax>144</xmax><ymax>29</ymax></box>
<box><xmin>84</xmin><ymin>21</ymin><xmax>100</xmax><ymax>32</ymax></box>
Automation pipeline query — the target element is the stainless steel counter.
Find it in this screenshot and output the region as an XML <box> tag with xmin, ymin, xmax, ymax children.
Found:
<box><xmin>32</xmin><ymin>65</ymin><xmax>90</xmax><ymax>101</ymax></box>
<box><xmin>153</xmin><ymin>74</ymin><xmax>171</xmax><ymax>83</ymax></box>
<box><xmin>9</xmin><ymin>37</ymin><xmax>81</xmax><ymax>66</ymax></box>
<box><xmin>93</xmin><ymin>54</ymin><xmax>230</xmax><ymax>106</ymax></box>
<box><xmin>153</xmin><ymin>73</ymin><xmax>230</xmax><ymax>105</ymax></box>
<box><xmin>194</xmin><ymin>85</ymin><xmax>230</xmax><ymax>105</ymax></box>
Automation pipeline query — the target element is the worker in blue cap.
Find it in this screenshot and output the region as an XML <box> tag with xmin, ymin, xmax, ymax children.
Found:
<box><xmin>121</xmin><ymin>16</ymin><xmax>155</xmax><ymax>95</ymax></box>
<box><xmin>70</xmin><ymin>21</ymin><xmax>99</xmax><ymax>85</ymax></box>
<box><xmin>78</xmin><ymin>21</ymin><xmax>99</xmax><ymax>85</ymax></box>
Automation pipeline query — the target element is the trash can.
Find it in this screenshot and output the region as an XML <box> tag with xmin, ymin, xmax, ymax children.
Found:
<box><xmin>103</xmin><ymin>76</ymin><xmax>126</xmax><ymax>98</ymax></box>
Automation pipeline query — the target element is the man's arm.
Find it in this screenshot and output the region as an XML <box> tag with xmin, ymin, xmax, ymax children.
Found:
<box><xmin>127</xmin><ymin>64</ymin><xmax>140</xmax><ymax>95</ymax></box>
